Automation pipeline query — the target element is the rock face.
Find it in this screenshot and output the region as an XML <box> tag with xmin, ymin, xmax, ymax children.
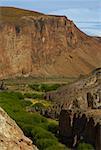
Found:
<box><xmin>44</xmin><ymin>68</ymin><xmax>101</xmax><ymax>149</ymax></box>
<box><xmin>45</xmin><ymin>68</ymin><xmax>101</xmax><ymax>111</ymax></box>
<box><xmin>0</xmin><ymin>107</ymin><xmax>38</xmax><ymax>150</ymax></box>
<box><xmin>43</xmin><ymin>68</ymin><xmax>101</xmax><ymax>122</ymax></box>
<box><xmin>0</xmin><ymin>7</ymin><xmax>101</xmax><ymax>79</ymax></box>
<box><xmin>59</xmin><ymin>109</ymin><xmax>101</xmax><ymax>150</ymax></box>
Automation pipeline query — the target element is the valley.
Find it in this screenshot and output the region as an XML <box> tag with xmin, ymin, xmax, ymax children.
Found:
<box><xmin>0</xmin><ymin>78</ymin><xmax>71</xmax><ymax>150</ymax></box>
<box><xmin>0</xmin><ymin>6</ymin><xmax>100</xmax><ymax>150</ymax></box>
<box><xmin>0</xmin><ymin>69</ymin><xmax>100</xmax><ymax>149</ymax></box>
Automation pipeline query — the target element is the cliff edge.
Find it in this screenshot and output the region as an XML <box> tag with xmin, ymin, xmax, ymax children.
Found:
<box><xmin>0</xmin><ymin>7</ymin><xmax>101</xmax><ymax>78</ymax></box>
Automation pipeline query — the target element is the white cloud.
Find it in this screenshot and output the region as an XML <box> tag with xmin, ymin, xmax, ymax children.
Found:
<box><xmin>0</xmin><ymin>0</ymin><xmax>100</xmax><ymax>36</ymax></box>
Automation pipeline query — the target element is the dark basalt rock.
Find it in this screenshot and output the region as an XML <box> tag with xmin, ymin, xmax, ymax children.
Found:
<box><xmin>59</xmin><ymin>109</ymin><xmax>101</xmax><ymax>149</ymax></box>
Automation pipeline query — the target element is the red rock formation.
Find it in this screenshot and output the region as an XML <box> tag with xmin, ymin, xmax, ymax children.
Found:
<box><xmin>0</xmin><ymin>7</ymin><xmax>101</xmax><ymax>79</ymax></box>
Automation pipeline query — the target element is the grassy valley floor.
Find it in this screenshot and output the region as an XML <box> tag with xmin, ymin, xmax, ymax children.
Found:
<box><xmin>0</xmin><ymin>78</ymin><xmax>72</xmax><ymax>150</ymax></box>
<box><xmin>0</xmin><ymin>77</ymin><xmax>94</xmax><ymax>150</ymax></box>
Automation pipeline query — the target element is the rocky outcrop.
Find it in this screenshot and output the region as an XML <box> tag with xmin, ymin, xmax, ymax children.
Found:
<box><xmin>42</xmin><ymin>68</ymin><xmax>101</xmax><ymax>122</ymax></box>
<box><xmin>59</xmin><ymin>109</ymin><xmax>101</xmax><ymax>150</ymax></box>
<box><xmin>0</xmin><ymin>7</ymin><xmax>101</xmax><ymax>79</ymax></box>
<box><xmin>45</xmin><ymin>68</ymin><xmax>101</xmax><ymax>111</ymax></box>
<box><xmin>0</xmin><ymin>107</ymin><xmax>38</xmax><ymax>150</ymax></box>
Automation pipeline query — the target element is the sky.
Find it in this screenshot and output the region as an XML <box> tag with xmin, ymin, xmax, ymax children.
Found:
<box><xmin>0</xmin><ymin>0</ymin><xmax>101</xmax><ymax>36</ymax></box>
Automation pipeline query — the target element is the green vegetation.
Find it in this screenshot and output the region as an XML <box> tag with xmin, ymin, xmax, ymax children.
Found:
<box><xmin>32</xmin><ymin>102</ymin><xmax>45</xmax><ymax>110</ymax></box>
<box><xmin>0</xmin><ymin>91</ymin><xmax>68</xmax><ymax>150</ymax></box>
<box><xmin>77</xmin><ymin>142</ymin><xmax>94</xmax><ymax>150</ymax></box>
<box><xmin>29</xmin><ymin>83</ymin><xmax>62</xmax><ymax>92</ymax></box>
<box><xmin>31</xmin><ymin>99</ymin><xmax>52</xmax><ymax>108</ymax></box>
<box><xmin>48</xmin><ymin>121</ymin><xmax>59</xmax><ymax>135</ymax></box>
<box><xmin>24</xmin><ymin>92</ymin><xmax>44</xmax><ymax>99</ymax></box>
<box><xmin>31</xmin><ymin>126</ymin><xmax>68</xmax><ymax>149</ymax></box>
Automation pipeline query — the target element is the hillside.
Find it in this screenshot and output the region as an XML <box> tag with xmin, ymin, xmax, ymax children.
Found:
<box><xmin>45</xmin><ymin>68</ymin><xmax>101</xmax><ymax>114</ymax></box>
<box><xmin>0</xmin><ymin>7</ymin><xmax>101</xmax><ymax>79</ymax></box>
<box><xmin>0</xmin><ymin>7</ymin><xmax>44</xmax><ymax>24</ymax></box>
<box><xmin>43</xmin><ymin>68</ymin><xmax>101</xmax><ymax>149</ymax></box>
<box><xmin>46</xmin><ymin>68</ymin><xmax>101</xmax><ymax>110</ymax></box>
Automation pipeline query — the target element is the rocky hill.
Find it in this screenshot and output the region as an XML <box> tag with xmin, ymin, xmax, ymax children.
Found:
<box><xmin>0</xmin><ymin>107</ymin><xmax>38</xmax><ymax>150</ymax></box>
<box><xmin>0</xmin><ymin>7</ymin><xmax>101</xmax><ymax>79</ymax></box>
<box><xmin>44</xmin><ymin>68</ymin><xmax>101</xmax><ymax>118</ymax></box>
<box><xmin>44</xmin><ymin>68</ymin><xmax>101</xmax><ymax>149</ymax></box>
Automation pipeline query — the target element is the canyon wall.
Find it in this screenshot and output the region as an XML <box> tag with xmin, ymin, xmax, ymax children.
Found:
<box><xmin>45</xmin><ymin>68</ymin><xmax>101</xmax><ymax>110</ymax></box>
<box><xmin>59</xmin><ymin>109</ymin><xmax>101</xmax><ymax>150</ymax></box>
<box><xmin>0</xmin><ymin>7</ymin><xmax>101</xmax><ymax>78</ymax></box>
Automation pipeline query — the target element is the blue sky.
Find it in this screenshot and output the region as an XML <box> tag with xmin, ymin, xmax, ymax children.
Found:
<box><xmin>0</xmin><ymin>0</ymin><xmax>101</xmax><ymax>36</ymax></box>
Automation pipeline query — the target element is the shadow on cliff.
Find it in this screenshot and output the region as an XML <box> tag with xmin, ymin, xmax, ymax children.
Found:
<box><xmin>59</xmin><ymin>110</ymin><xmax>101</xmax><ymax>150</ymax></box>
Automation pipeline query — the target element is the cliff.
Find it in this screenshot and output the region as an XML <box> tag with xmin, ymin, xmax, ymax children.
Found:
<box><xmin>0</xmin><ymin>7</ymin><xmax>101</xmax><ymax>79</ymax></box>
<box><xmin>0</xmin><ymin>107</ymin><xmax>38</xmax><ymax>150</ymax></box>
<box><xmin>59</xmin><ymin>109</ymin><xmax>101</xmax><ymax>150</ymax></box>
<box><xmin>45</xmin><ymin>68</ymin><xmax>101</xmax><ymax>110</ymax></box>
<box><xmin>44</xmin><ymin>68</ymin><xmax>101</xmax><ymax>120</ymax></box>
<box><xmin>44</xmin><ymin>69</ymin><xmax>101</xmax><ymax>149</ymax></box>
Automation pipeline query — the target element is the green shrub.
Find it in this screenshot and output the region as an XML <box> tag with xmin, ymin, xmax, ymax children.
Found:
<box><xmin>31</xmin><ymin>126</ymin><xmax>68</xmax><ymax>150</ymax></box>
<box><xmin>29</xmin><ymin>84</ymin><xmax>40</xmax><ymax>91</ymax></box>
<box><xmin>23</xmin><ymin>100</ymin><xmax>32</xmax><ymax>106</ymax></box>
<box><xmin>48</xmin><ymin>122</ymin><xmax>58</xmax><ymax>134</ymax></box>
<box><xmin>32</xmin><ymin>103</ymin><xmax>45</xmax><ymax>110</ymax></box>
<box><xmin>45</xmin><ymin>145</ymin><xmax>69</xmax><ymax>150</ymax></box>
<box><xmin>77</xmin><ymin>142</ymin><xmax>94</xmax><ymax>150</ymax></box>
<box><xmin>15</xmin><ymin>92</ymin><xmax>25</xmax><ymax>99</ymax></box>
<box><xmin>24</xmin><ymin>93</ymin><xmax>44</xmax><ymax>99</ymax></box>
<box><xmin>31</xmin><ymin>126</ymin><xmax>56</xmax><ymax>141</ymax></box>
<box><xmin>36</xmin><ymin>139</ymin><xmax>58</xmax><ymax>150</ymax></box>
<box><xmin>29</xmin><ymin>83</ymin><xmax>62</xmax><ymax>92</ymax></box>
<box><xmin>17</xmin><ymin>123</ymin><xmax>33</xmax><ymax>137</ymax></box>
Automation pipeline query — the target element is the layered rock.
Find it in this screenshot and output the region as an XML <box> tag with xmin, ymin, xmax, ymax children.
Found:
<box><xmin>0</xmin><ymin>7</ymin><xmax>101</xmax><ymax>79</ymax></box>
<box><xmin>0</xmin><ymin>107</ymin><xmax>38</xmax><ymax>150</ymax></box>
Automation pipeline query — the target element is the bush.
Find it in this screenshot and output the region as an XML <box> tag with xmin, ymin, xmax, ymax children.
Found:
<box><xmin>15</xmin><ymin>92</ymin><xmax>25</xmax><ymax>99</ymax></box>
<box><xmin>17</xmin><ymin>123</ymin><xmax>33</xmax><ymax>137</ymax></box>
<box><xmin>24</xmin><ymin>93</ymin><xmax>44</xmax><ymax>99</ymax></box>
<box><xmin>31</xmin><ymin>126</ymin><xmax>56</xmax><ymax>141</ymax></box>
<box><xmin>31</xmin><ymin>126</ymin><xmax>68</xmax><ymax>150</ymax></box>
<box><xmin>29</xmin><ymin>83</ymin><xmax>62</xmax><ymax>92</ymax></box>
<box><xmin>32</xmin><ymin>103</ymin><xmax>45</xmax><ymax>110</ymax></box>
<box><xmin>23</xmin><ymin>100</ymin><xmax>32</xmax><ymax>106</ymax></box>
<box><xmin>29</xmin><ymin>84</ymin><xmax>40</xmax><ymax>91</ymax></box>
<box><xmin>36</xmin><ymin>139</ymin><xmax>58</xmax><ymax>150</ymax></box>
<box><xmin>45</xmin><ymin>145</ymin><xmax>69</xmax><ymax>150</ymax></box>
<box><xmin>77</xmin><ymin>142</ymin><xmax>94</xmax><ymax>150</ymax></box>
<box><xmin>48</xmin><ymin>122</ymin><xmax>58</xmax><ymax>134</ymax></box>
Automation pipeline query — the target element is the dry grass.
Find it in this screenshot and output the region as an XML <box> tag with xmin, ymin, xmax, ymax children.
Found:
<box><xmin>0</xmin><ymin>7</ymin><xmax>44</xmax><ymax>24</ymax></box>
